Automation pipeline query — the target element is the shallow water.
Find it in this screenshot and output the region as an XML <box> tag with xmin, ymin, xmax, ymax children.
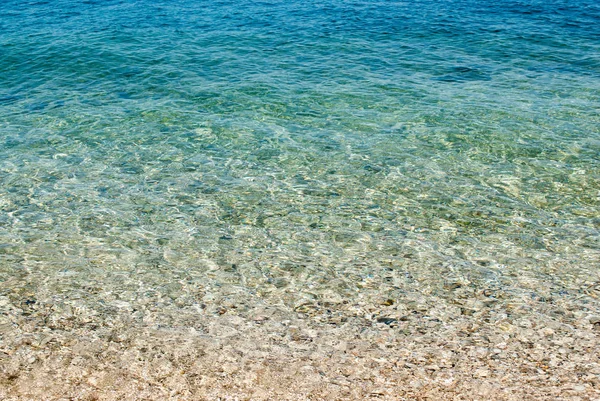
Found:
<box><xmin>1</xmin><ymin>0</ymin><xmax>600</xmax><ymax>398</ymax></box>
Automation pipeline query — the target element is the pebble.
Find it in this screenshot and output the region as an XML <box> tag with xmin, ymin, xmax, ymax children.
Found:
<box><xmin>588</xmin><ymin>316</ymin><xmax>600</xmax><ymax>325</ymax></box>
<box><xmin>376</xmin><ymin>317</ymin><xmax>398</xmax><ymax>326</ymax></box>
<box><xmin>112</xmin><ymin>301</ymin><xmax>132</xmax><ymax>310</ymax></box>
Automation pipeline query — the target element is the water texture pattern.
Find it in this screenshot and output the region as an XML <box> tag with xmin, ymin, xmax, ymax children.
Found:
<box><xmin>1</xmin><ymin>0</ymin><xmax>600</xmax><ymax>399</ymax></box>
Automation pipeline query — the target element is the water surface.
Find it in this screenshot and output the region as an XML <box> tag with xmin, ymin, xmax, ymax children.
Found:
<box><xmin>1</xmin><ymin>0</ymin><xmax>600</xmax><ymax>397</ymax></box>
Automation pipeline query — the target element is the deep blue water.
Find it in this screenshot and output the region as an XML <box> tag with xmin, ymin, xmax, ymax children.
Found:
<box><xmin>0</xmin><ymin>0</ymin><xmax>599</xmax><ymax>315</ymax></box>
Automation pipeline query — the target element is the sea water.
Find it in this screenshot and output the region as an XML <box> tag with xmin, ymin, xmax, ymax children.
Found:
<box><xmin>1</xmin><ymin>0</ymin><xmax>599</xmax><ymax>397</ymax></box>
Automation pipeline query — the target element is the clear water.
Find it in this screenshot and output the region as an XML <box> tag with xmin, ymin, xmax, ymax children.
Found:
<box><xmin>1</xmin><ymin>0</ymin><xmax>600</xmax><ymax>394</ymax></box>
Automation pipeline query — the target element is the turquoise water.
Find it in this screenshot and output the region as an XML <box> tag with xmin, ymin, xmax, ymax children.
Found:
<box><xmin>1</xmin><ymin>0</ymin><xmax>600</xmax><ymax>372</ymax></box>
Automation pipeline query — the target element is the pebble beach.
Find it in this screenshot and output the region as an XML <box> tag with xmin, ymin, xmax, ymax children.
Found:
<box><xmin>1</xmin><ymin>0</ymin><xmax>599</xmax><ymax>399</ymax></box>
